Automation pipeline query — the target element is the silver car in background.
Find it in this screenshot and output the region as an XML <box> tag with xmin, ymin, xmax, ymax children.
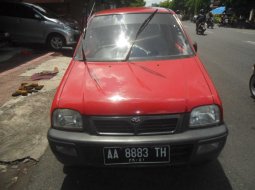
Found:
<box><xmin>0</xmin><ymin>2</ymin><xmax>80</xmax><ymax>50</ymax></box>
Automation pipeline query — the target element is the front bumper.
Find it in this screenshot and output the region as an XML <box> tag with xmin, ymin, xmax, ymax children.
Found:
<box><xmin>48</xmin><ymin>124</ymin><xmax>228</xmax><ymax>167</ymax></box>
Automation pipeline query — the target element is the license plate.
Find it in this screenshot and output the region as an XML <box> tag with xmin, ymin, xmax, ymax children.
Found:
<box><xmin>103</xmin><ymin>145</ymin><xmax>170</xmax><ymax>165</ymax></box>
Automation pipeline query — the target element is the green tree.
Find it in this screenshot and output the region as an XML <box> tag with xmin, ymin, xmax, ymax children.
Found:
<box><xmin>151</xmin><ymin>3</ymin><xmax>160</xmax><ymax>7</ymax></box>
<box><xmin>221</xmin><ymin>0</ymin><xmax>254</xmax><ymax>16</ymax></box>
<box><xmin>129</xmin><ymin>0</ymin><xmax>146</xmax><ymax>7</ymax></box>
<box><xmin>112</xmin><ymin>0</ymin><xmax>146</xmax><ymax>7</ymax></box>
<box><xmin>159</xmin><ymin>0</ymin><xmax>172</xmax><ymax>8</ymax></box>
<box><xmin>186</xmin><ymin>0</ymin><xmax>200</xmax><ymax>14</ymax></box>
<box><xmin>185</xmin><ymin>0</ymin><xmax>210</xmax><ymax>15</ymax></box>
<box><xmin>170</xmin><ymin>0</ymin><xmax>186</xmax><ymax>11</ymax></box>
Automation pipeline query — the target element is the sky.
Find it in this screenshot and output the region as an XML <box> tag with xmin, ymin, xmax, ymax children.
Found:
<box><xmin>145</xmin><ymin>0</ymin><xmax>163</xmax><ymax>6</ymax></box>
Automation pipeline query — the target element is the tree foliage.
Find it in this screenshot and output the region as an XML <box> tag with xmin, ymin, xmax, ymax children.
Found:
<box><xmin>158</xmin><ymin>0</ymin><xmax>211</xmax><ymax>15</ymax></box>
<box><xmin>112</xmin><ymin>0</ymin><xmax>146</xmax><ymax>7</ymax></box>
<box><xmin>159</xmin><ymin>0</ymin><xmax>172</xmax><ymax>8</ymax></box>
<box><xmin>221</xmin><ymin>0</ymin><xmax>254</xmax><ymax>10</ymax></box>
<box><xmin>151</xmin><ymin>3</ymin><xmax>160</xmax><ymax>7</ymax></box>
<box><xmin>158</xmin><ymin>0</ymin><xmax>254</xmax><ymax>16</ymax></box>
<box><xmin>129</xmin><ymin>0</ymin><xmax>146</xmax><ymax>7</ymax></box>
<box><xmin>186</xmin><ymin>0</ymin><xmax>210</xmax><ymax>14</ymax></box>
<box><xmin>219</xmin><ymin>0</ymin><xmax>254</xmax><ymax>17</ymax></box>
<box><xmin>170</xmin><ymin>0</ymin><xmax>186</xmax><ymax>12</ymax></box>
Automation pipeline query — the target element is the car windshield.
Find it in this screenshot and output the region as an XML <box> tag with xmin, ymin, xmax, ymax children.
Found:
<box><xmin>31</xmin><ymin>4</ymin><xmax>59</xmax><ymax>19</ymax></box>
<box><xmin>78</xmin><ymin>13</ymin><xmax>194</xmax><ymax>62</ymax></box>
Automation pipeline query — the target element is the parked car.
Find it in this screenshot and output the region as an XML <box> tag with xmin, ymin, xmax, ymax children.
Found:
<box><xmin>0</xmin><ymin>30</ymin><xmax>10</xmax><ymax>48</ymax></box>
<box><xmin>0</xmin><ymin>2</ymin><xmax>80</xmax><ymax>50</ymax></box>
<box><xmin>48</xmin><ymin>7</ymin><xmax>228</xmax><ymax>170</ymax></box>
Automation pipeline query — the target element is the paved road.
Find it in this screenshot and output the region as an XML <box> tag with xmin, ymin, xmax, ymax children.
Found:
<box><xmin>184</xmin><ymin>22</ymin><xmax>255</xmax><ymax>190</ymax></box>
<box><xmin>16</xmin><ymin>21</ymin><xmax>255</xmax><ymax>190</ymax></box>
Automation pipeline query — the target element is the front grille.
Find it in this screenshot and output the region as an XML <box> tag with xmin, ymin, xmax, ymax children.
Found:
<box><xmin>139</xmin><ymin>118</ymin><xmax>178</xmax><ymax>133</ymax></box>
<box><xmin>94</xmin><ymin>119</ymin><xmax>133</xmax><ymax>134</ymax></box>
<box><xmin>89</xmin><ymin>115</ymin><xmax>181</xmax><ymax>135</ymax></box>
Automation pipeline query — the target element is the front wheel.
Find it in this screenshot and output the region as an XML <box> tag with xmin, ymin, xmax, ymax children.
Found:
<box><xmin>249</xmin><ymin>74</ymin><xmax>255</xmax><ymax>98</ymax></box>
<box><xmin>47</xmin><ymin>34</ymin><xmax>65</xmax><ymax>50</ymax></box>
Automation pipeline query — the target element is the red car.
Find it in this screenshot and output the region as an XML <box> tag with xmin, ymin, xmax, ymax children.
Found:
<box><xmin>48</xmin><ymin>7</ymin><xmax>227</xmax><ymax>169</ymax></box>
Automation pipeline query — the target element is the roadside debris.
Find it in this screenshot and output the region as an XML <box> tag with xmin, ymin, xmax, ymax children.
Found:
<box><xmin>12</xmin><ymin>83</ymin><xmax>44</xmax><ymax>97</ymax></box>
<box><xmin>0</xmin><ymin>165</ymin><xmax>7</xmax><ymax>173</ymax></box>
<box><xmin>0</xmin><ymin>156</ymin><xmax>38</xmax><ymax>166</ymax></box>
<box><xmin>0</xmin><ymin>55</ymin><xmax>71</xmax><ymax>190</ymax></box>
<box><xmin>31</xmin><ymin>66</ymin><xmax>59</xmax><ymax>80</ymax></box>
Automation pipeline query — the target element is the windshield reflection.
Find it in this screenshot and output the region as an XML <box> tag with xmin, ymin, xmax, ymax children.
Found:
<box><xmin>82</xmin><ymin>13</ymin><xmax>193</xmax><ymax>62</ymax></box>
<box><xmin>115</xmin><ymin>32</ymin><xmax>130</xmax><ymax>49</ymax></box>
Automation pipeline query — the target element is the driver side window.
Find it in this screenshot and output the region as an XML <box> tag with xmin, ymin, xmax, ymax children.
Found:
<box><xmin>16</xmin><ymin>4</ymin><xmax>36</xmax><ymax>19</ymax></box>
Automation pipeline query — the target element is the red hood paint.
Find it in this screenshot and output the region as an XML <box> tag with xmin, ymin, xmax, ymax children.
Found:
<box><xmin>53</xmin><ymin>56</ymin><xmax>219</xmax><ymax>115</ymax></box>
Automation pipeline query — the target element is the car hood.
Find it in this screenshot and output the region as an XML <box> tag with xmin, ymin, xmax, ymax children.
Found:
<box><xmin>59</xmin><ymin>18</ymin><xmax>79</xmax><ymax>30</ymax></box>
<box><xmin>47</xmin><ymin>17</ymin><xmax>79</xmax><ymax>30</ymax></box>
<box><xmin>58</xmin><ymin>57</ymin><xmax>214</xmax><ymax>115</ymax></box>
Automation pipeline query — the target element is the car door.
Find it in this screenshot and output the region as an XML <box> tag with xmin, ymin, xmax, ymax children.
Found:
<box><xmin>0</xmin><ymin>3</ymin><xmax>21</xmax><ymax>41</ymax></box>
<box><xmin>15</xmin><ymin>4</ymin><xmax>45</xmax><ymax>43</ymax></box>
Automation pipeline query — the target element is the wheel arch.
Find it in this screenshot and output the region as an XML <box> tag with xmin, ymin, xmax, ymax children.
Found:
<box><xmin>46</xmin><ymin>32</ymin><xmax>66</xmax><ymax>45</ymax></box>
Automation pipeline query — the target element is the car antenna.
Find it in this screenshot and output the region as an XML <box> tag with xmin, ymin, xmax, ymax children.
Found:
<box><xmin>83</xmin><ymin>0</ymin><xmax>96</xmax><ymax>37</ymax></box>
<box><xmin>81</xmin><ymin>0</ymin><xmax>96</xmax><ymax>62</ymax></box>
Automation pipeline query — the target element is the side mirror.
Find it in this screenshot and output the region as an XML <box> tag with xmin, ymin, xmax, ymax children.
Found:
<box><xmin>34</xmin><ymin>14</ymin><xmax>42</xmax><ymax>20</ymax></box>
<box><xmin>193</xmin><ymin>42</ymin><xmax>198</xmax><ymax>52</ymax></box>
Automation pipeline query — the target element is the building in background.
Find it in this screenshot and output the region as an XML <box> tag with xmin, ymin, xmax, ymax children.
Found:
<box><xmin>210</xmin><ymin>0</ymin><xmax>221</xmax><ymax>9</ymax></box>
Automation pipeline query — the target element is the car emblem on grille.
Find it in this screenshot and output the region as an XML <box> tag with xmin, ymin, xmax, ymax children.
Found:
<box><xmin>131</xmin><ymin>117</ymin><xmax>141</xmax><ymax>124</ymax></box>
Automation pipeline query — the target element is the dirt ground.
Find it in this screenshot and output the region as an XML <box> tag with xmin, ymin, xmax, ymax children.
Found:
<box><xmin>0</xmin><ymin>47</ymin><xmax>72</xmax><ymax>189</ymax></box>
<box><xmin>0</xmin><ymin>48</ymin><xmax>73</xmax><ymax>106</ymax></box>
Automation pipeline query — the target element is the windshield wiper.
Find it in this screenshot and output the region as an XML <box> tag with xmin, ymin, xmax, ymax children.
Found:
<box><xmin>81</xmin><ymin>31</ymin><xmax>87</xmax><ymax>61</ymax></box>
<box><xmin>124</xmin><ymin>9</ymin><xmax>158</xmax><ymax>61</ymax></box>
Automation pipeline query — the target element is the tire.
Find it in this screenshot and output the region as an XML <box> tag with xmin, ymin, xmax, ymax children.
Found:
<box><xmin>47</xmin><ymin>34</ymin><xmax>65</xmax><ymax>50</ymax></box>
<box><xmin>249</xmin><ymin>74</ymin><xmax>255</xmax><ymax>98</ymax></box>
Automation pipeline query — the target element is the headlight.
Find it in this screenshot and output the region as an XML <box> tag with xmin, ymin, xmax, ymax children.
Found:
<box><xmin>189</xmin><ymin>105</ymin><xmax>220</xmax><ymax>128</ymax></box>
<box><xmin>64</xmin><ymin>25</ymin><xmax>72</xmax><ymax>30</ymax></box>
<box><xmin>52</xmin><ymin>109</ymin><xmax>83</xmax><ymax>130</ymax></box>
<box><xmin>60</xmin><ymin>23</ymin><xmax>72</xmax><ymax>30</ymax></box>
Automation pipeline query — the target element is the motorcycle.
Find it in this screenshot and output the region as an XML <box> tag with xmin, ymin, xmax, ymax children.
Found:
<box><xmin>218</xmin><ymin>17</ymin><xmax>229</xmax><ymax>27</ymax></box>
<box><xmin>197</xmin><ymin>22</ymin><xmax>206</xmax><ymax>35</ymax></box>
<box><xmin>249</xmin><ymin>64</ymin><xmax>255</xmax><ymax>98</ymax></box>
<box><xmin>207</xmin><ymin>17</ymin><xmax>214</xmax><ymax>29</ymax></box>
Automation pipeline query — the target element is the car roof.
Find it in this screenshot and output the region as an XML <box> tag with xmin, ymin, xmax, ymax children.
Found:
<box><xmin>95</xmin><ymin>7</ymin><xmax>175</xmax><ymax>16</ymax></box>
<box><xmin>1</xmin><ymin>1</ymin><xmax>36</xmax><ymax>8</ymax></box>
